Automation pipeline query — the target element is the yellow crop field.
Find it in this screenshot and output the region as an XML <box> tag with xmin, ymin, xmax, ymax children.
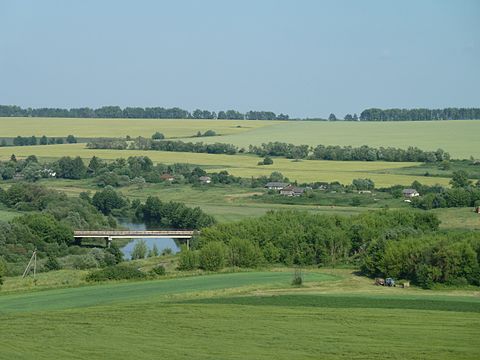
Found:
<box><xmin>0</xmin><ymin>117</ymin><xmax>281</xmax><ymax>138</ymax></box>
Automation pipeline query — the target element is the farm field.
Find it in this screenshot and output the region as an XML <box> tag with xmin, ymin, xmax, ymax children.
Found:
<box><xmin>0</xmin><ymin>117</ymin><xmax>280</xmax><ymax>138</ymax></box>
<box><xmin>0</xmin><ymin>270</ymin><xmax>479</xmax><ymax>360</ymax></box>
<box><xmin>1</xmin><ymin>117</ymin><xmax>478</xmax><ymax>158</ymax></box>
<box><xmin>0</xmin><ymin>143</ymin><xmax>451</xmax><ymax>187</ymax></box>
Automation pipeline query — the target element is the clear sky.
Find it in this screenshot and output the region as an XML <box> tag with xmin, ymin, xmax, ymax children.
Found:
<box><xmin>0</xmin><ymin>0</ymin><xmax>478</xmax><ymax>118</ymax></box>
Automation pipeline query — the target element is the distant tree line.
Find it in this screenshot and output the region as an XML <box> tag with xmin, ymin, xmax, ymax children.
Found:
<box><xmin>359</xmin><ymin>108</ymin><xmax>480</xmax><ymax>121</ymax></box>
<box><xmin>90</xmin><ymin>135</ymin><xmax>452</xmax><ymax>162</ymax></box>
<box><xmin>4</xmin><ymin>135</ymin><xmax>77</xmax><ymax>146</ymax></box>
<box><xmin>0</xmin><ymin>105</ymin><xmax>288</xmax><ymax>120</ymax></box>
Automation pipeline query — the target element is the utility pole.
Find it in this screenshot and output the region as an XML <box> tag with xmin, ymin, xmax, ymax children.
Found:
<box><xmin>22</xmin><ymin>249</ymin><xmax>37</xmax><ymax>280</ymax></box>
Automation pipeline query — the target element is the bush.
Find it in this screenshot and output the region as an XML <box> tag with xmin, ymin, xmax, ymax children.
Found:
<box><xmin>86</xmin><ymin>264</ymin><xmax>146</xmax><ymax>282</ymax></box>
<box><xmin>151</xmin><ymin>264</ymin><xmax>166</xmax><ymax>276</ymax></box>
<box><xmin>161</xmin><ymin>247</ymin><xmax>173</xmax><ymax>256</ymax></box>
<box><xmin>177</xmin><ymin>246</ymin><xmax>199</xmax><ymax>270</ymax></box>
<box><xmin>228</xmin><ymin>238</ymin><xmax>262</xmax><ymax>268</ymax></box>
<box><xmin>262</xmin><ymin>156</ymin><xmax>273</xmax><ymax>165</ymax></box>
<box><xmin>131</xmin><ymin>240</ymin><xmax>148</xmax><ymax>260</ymax></box>
<box><xmin>199</xmin><ymin>241</ymin><xmax>226</xmax><ymax>271</ymax></box>
<box><xmin>44</xmin><ymin>256</ymin><xmax>61</xmax><ymax>271</ymax></box>
<box><xmin>72</xmin><ymin>254</ymin><xmax>99</xmax><ymax>270</ymax></box>
<box><xmin>152</xmin><ymin>132</ymin><xmax>165</xmax><ymax>140</ymax></box>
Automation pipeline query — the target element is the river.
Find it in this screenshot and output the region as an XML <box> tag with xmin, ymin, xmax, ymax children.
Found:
<box><xmin>118</xmin><ymin>221</ymin><xmax>181</xmax><ymax>260</ymax></box>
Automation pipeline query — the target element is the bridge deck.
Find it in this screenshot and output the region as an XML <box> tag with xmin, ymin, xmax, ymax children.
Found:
<box><xmin>74</xmin><ymin>230</ymin><xmax>196</xmax><ymax>239</ymax></box>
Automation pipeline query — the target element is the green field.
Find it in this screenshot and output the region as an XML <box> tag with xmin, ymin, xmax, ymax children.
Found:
<box><xmin>0</xmin><ymin>143</ymin><xmax>451</xmax><ymax>187</ymax></box>
<box><xmin>1</xmin><ymin>117</ymin><xmax>478</xmax><ymax>158</ymax></box>
<box><xmin>1</xmin><ymin>270</ymin><xmax>479</xmax><ymax>360</ymax></box>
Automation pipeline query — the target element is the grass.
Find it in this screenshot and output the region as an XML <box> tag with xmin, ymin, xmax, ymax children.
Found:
<box><xmin>0</xmin><ymin>143</ymin><xmax>452</xmax><ymax>186</ymax></box>
<box><xmin>0</xmin><ymin>269</ymin><xmax>479</xmax><ymax>359</ymax></box>
<box><xmin>433</xmin><ymin>207</ymin><xmax>480</xmax><ymax>230</ymax></box>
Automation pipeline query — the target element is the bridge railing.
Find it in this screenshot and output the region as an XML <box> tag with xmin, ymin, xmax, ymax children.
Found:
<box><xmin>74</xmin><ymin>230</ymin><xmax>197</xmax><ymax>236</ymax></box>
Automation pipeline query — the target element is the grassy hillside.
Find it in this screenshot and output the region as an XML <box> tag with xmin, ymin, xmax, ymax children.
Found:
<box><xmin>1</xmin><ymin>270</ymin><xmax>479</xmax><ymax>360</ymax></box>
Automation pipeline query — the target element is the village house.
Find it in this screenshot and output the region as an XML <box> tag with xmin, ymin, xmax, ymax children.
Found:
<box><xmin>265</xmin><ymin>182</ymin><xmax>289</xmax><ymax>190</ymax></box>
<box><xmin>199</xmin><ymin>176</ymin><xmax>211</xmax><ymax>184</ymax></box>
<box><xmin>402</xmin><ymin>188</ymin><xmax>420</xmax><ymax>198</ymax></box>
<box><xmin>280</xmin><ymin>185</ymin><xmax>306</xmax><ymax>197</ymax></box>
<box><xmin>160</xmin><ymin>173</ymin><xmax>175</xmax><ymax>182</ymax></box>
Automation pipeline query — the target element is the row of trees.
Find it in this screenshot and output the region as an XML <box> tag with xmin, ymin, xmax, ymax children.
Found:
<box><xmin>250</xmin><ymin>142</ymin><xmax>450</xmax><ymax>162</ymax></box>
<box><xmin>311</xmin><ymin>145</ymin><xmax>449</xmax><ymax>162</ymax></box>
<box><xmin>359</xmin><ymin>108</ymin><xmax>480</xmax><ymax>121</ymax></box>
<box><xmin>0</xmin><ymin>105</ymin><xmax>289</xmax><ymax>120</ymax></box>
<box><xmin>5</xmin><ymin>135</ymin><xmax>77</xmax><ymax>146</ymax></box>
<box><xmin>129</xmin><ymin>138</ymin><xmax>238</xmax><ymax>155</ymax></box>
<box><xmin>90</xmin><ymin>136</ymin><xmax>452</xmax><ymax>163</ymax></box>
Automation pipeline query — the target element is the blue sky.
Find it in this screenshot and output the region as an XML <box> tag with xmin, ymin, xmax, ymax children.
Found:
<box><xmin>0</xmin><ymin>0</ymin><xmax>478</xmax><ymax>118</ymax></box>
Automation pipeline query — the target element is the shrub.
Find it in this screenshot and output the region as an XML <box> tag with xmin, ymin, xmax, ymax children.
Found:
<box><xmin>291</xmin><ymin>268</ymin><xmax>303</xmax><ymax>286</ymax></box>
<box><xmin>199</xmin><ymin>241</ymin><xmax>226</xmax><ymax>271</ymax></box>
<box><xmin>72</xmin><ymin>254</ymin><xmax>99</xmax><ymax>270</ymax></box>
<box><xmin>228</xmin><ymin>238</ymin><xmax>262</xmax><ymax>268</ymax></box>
<box><xmin>161</xmin><ymin>247</ymin><xmax>173</xmax><ymax>256</ymax></box>
<box><xmin>151</xmin><ymin>264</ymin><xmax>166</xmax><ymax>276</ymax></box>
<box><xmin>262</xmin><ymin>156</ymin><xmax>273</xmax><ymax>165</ymax></box>
<box><xmin>177</xmin><ymin>247</ymin><xmax>200</xmax><ymax>270</ymax></box>
<box><xmin>44</xmin><ymin>256</ymin><xmax>61</xmax><ymax>271</ymax></box>
<box><xmin>86</xmin><ymin>265</ymin><xmax>146</xmax><ymax>282</ymax></box>
<box><xmin>152</xmin><ymin>132</ymin><xmax>165</xmax><ymax>140</ymax></box>
<box><xmin>131</xmin><ymin>240</ymin><xmax>148</xmax><ymax>260</ymax></box>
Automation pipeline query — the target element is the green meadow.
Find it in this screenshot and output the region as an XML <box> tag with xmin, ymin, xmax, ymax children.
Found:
<box><xmin>1</xmin><ymin>270</ymin><xmax>479</xmax><ymax>360</ymax></box>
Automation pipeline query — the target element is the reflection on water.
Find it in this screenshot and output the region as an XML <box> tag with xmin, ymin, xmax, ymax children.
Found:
<box><xmin>119</xmin><ymin>221</ymin><xmax>181</xmax><ymax>260</ymax></box>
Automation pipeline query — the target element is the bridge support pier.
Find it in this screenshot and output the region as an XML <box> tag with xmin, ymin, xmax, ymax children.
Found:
<box><xmin>105</xmin><ymin>236</ymin><xmax>112</xmax><ymax>248</ymax></box>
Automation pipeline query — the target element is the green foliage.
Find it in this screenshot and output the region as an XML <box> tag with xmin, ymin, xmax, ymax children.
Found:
<box><xmin>44</xmin><ymin>256</ymin><xmax>62</xmax><ymax>271</ymax></box>
<box><xmin>450</xmin><ymin>170</ymin><xmax>472</xmax><ymax>188</ymax></box>
<box><xmin>199</xmin><ymin>241</ymin><xmax>226</xmax><ymax>271</ymax></box>
<box><xmin>56</xmin><ymin>156</ymin><xmax>87</xmax><ymax>179</ymax></box>
<box><xmin>148</xmin><ymin>244</ymin><xmax>159</xmax><ymax>257</ymax></box>
<box><xmin>177</xmin><ymin>247</ymin><xmax>199</xmax><ymax>270</ymax></box>
<box><xmin>151</xmin><ymin>132</ymin><xmax>165</xmax><ymax>140</ymax></box>
<box><xmin>86</xmin><ymin>264</ymin><xmax>146</xmax><ymax>282</ymax></box>
<box><xmin>131</xmin><ymin>240</ymin><xmax>148</xmax><ymax>260</ymax></box>
<box><xmin>262</xmin><ymin>156</ymin><xmax>273</xmax><ymax>165</ymax></box>
<box><xmin>136</xmin><ymin>196</ymin><xmax>215</xmax><ymax>228</ymax></box>
<box><xmin>352</xmin><ymin>178</ymin><xmax>375</xmax><ymax>190</ymax></box>
<box><xmin>72</xmin><ymin>254</ymin><xmax>99</xmax><ymax>270</ymax></box>
<box><xmin>66</xmin><ymin>135</ymin><xmax>77</xmax><ymax>144</ymax></box>
<box><xmin>92</xmin><ymin>187</ymin><xmax>127</xmax><ymax>215</ymax></box>
<box><xmin>151</xmin><ymin>264</ymin><xmax>166</xmax><ymax>276</ymax></box>
<box><xmin>227</xmin><ymin>238</ymin><xmax>263</xmax><ymax>268</ymax></box>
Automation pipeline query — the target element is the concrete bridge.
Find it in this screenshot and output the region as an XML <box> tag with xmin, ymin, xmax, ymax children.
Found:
<box><xmin>74</xmin><ymin>230</ymin><xmax>197</xmax><ymax>247</ymax></box>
